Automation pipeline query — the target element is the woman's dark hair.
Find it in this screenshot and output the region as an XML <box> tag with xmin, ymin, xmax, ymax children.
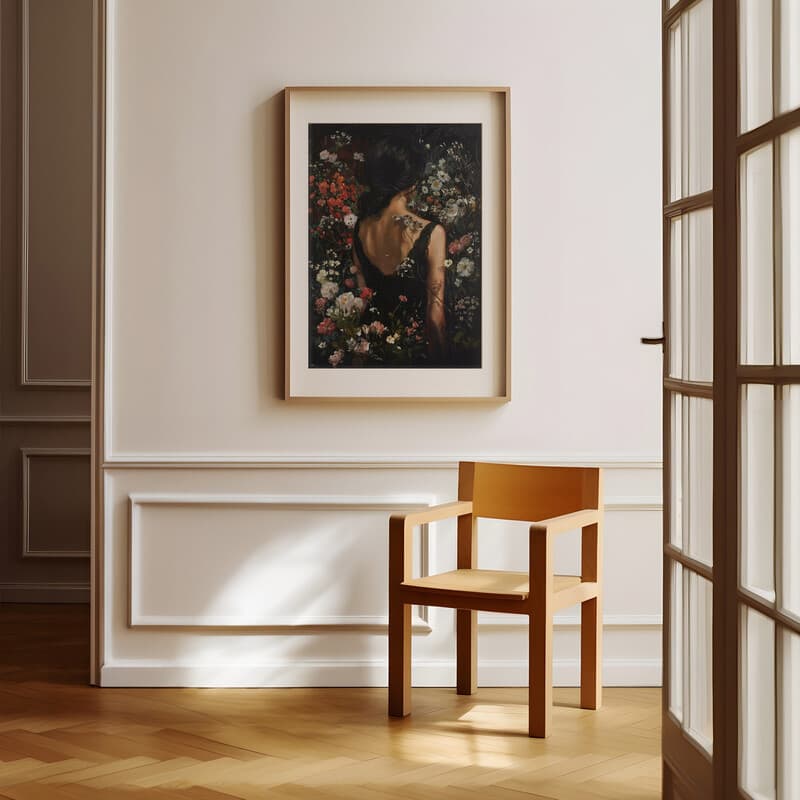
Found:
<box><xmin>358</xmin><ymin>135</ymin><xmax>426</xmax><ymax>219</ymax></box>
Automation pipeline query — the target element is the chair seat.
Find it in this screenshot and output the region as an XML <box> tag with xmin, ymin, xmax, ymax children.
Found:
<box><xmin>401</xmin><ymin>569</ymin><xmax>582</xmax><ymax>601</ymax></box>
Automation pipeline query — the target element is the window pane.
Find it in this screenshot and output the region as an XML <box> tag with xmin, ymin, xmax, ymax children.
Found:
<box><xmin>671</xmin><ymin>393</ymin><xmax>684</xmax><ymax>550</ymax></box>
<box><xmin>741</xmin><ymin>144</ymin><xmax>775</xmax><ymax>365</ymax></box>
<box><xmin>669</xmin><ymin>21</ymin><xmax>683</xmax><ymax>202</ymax></box>
<box><xmin>668</xmin><ymin>2</ymin><xmax>712</xmax><ymax>202</ymax></box>
<box><xmin>783</xmin><ymin>385</ymin><xmax>800</xmax><ymax>619</ymax></box>
<box><xmin>782</xmin><ymin>129</ymin><xmax>800</xmax><ymax>364</ymax></box>
<box><xmin>688</xmin><ymin>210</ymin><xmax>713</xmax><ymax>381</ymax></box>
<box><xmin>778</xmin><ymin>0</ymin><xmax>800</xmax><ymax>115</ymax></box>
<box><xmin>779</xmin><ymin>628</ymin><xmax>800</xmax><ymax>800</ymax></box>
<box><xmin>686</xmin><ymin>572</ymin><xmax>712</xmax><ymax>752</ymax></box>
<box><xmin>669</xmin><ymin>561</ymin><xmax>684</xmax><ymax>722</ymax></box>
<box><xmin>670</xmin><ymin>218</ymin><xmax>683</xmax><ymax>378</ymax></box>
<box><xmin>669</xmin><ymin>210</ymin><xmax>713</xmax><ymax>381</ymax></box>
<box><xmin>742</xmin><ymin>384</ymin><xmax>776</xmax><ymax>602</ymax></box>
<box><xmin>687</xmin><ymin>398</ymin><xmax>713</xmax><ymax>566</ymax></box>
<box><xmin>686</xmin><ymin>0</ymin><xmax>712</xmax><ymax>196</ymax></box>
<box><xmin>740</xmin><ymin>0</ymin><xmax>774</xmax><ymax>132</ymax></box>
<box><xmin>740</xmin><ymin>606</ymin><xmax>776</xmax><ymax>800</ymax></box>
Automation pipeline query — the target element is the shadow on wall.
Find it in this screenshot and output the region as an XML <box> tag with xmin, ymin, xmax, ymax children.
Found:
<box><xmin>251</xmin><ymin>92</ymin><xmax>286</xmax><ymax>404</ymax></box>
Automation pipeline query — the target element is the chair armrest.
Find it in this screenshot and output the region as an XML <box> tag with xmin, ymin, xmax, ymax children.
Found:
<box><xmin>529</xmin><ymin>508</ymin><xmax>601</xmax><ymax>538</ymax></box>
<box><xmin>390</xmin><ymin>501</ymin><xmax>473</xmax><ymax>532</ymax></box>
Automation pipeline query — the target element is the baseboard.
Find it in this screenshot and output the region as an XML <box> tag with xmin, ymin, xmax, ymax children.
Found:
<box><xmin>0</xmin><ymin>582</ymin><xmax>90</xmax><ymax>603</ymax></box>
<box><xmin>101</xmin><ymin>658</ymin><xmax>662</xmax><ymax>688</ymax></box>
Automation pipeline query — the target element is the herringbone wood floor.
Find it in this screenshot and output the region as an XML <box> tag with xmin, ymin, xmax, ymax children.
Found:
<box><xmin>0</xmin><ymin>605</ymin><xmax>660</xmax><ymax>799</ymax></box>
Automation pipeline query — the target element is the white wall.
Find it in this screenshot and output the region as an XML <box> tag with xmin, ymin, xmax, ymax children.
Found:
<box><xmin>101</xmin><ymin>0</ymin><xmax>663</xmax><ymax>687</ymax></box>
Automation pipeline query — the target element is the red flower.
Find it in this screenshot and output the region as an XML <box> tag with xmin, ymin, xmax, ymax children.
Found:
<box><xmin>309</xmin><ymin>175</ymin><xmax>315</xmax><ymax>184</ymax></box>
<box><xmin>342</xmin><ymin>205</ymin><xmax>351</xmax><ymax>214</ymax></box>
<box><xmin>316</xmin><ymin>318</ymin><xmax>336</xmax><ymax>335</ymax></box>
<box><xmin>360</xmin><ymin>287</ymin><xmax>374</xmax><ymax>301</ymax></box>
<box><xmin>399</xmin><ymin>294</ymin><xmax>408</xmax><ymax>303</ymax></box>
<box><xmin>344</xmin><ymin>278</ymin><xmax>355</xmax><ymax>289</ymax></box>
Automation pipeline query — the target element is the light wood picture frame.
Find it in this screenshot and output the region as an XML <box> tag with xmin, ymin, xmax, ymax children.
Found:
<box><xmin>284</xmin><ymin>86</ymin><xmax>510</xmax><ymax>401</ymax></box>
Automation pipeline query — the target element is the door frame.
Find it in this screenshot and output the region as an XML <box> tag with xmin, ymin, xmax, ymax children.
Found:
<box><xmin>89</xmin><ymin>0</ymin><xmax>107</xmax><ymax>687</ymax></box>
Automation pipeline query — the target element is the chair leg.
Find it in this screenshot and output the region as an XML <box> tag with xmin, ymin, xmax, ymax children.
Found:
<box><xmin>580</xmin><ymin>597</ymin><xmax>602</xmax><ymax>710</ymax></box>
<box><xmin>388</xmin><ymin>599</ymin><xmax>411</xmax><ymax>717</ymax></box>
<box><xmin>456</xmin><ymin>609</ymin><xmax>477</xmax><ymax>695</ymax></box>
<box><xmin>529</xmin><ymin>609</ymin><xmax>552</xmax><ymax>737</ymax></box>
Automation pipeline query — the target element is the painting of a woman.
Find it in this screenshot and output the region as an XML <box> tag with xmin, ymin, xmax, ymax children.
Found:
<box><xmin>308</xmin><ymin>123</ymin><xmax>481</xmax><ymax>368</ymax></box>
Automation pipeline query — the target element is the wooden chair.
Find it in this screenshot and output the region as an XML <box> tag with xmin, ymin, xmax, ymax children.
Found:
<box><xmin>388</xmin><ymin>461</ymin><xmax>603</xmax><ymax>738</ymax></box>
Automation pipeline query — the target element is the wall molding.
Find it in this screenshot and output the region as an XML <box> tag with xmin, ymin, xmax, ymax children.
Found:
<box><xmin>104</xmin><ymin>455</ymin><xmax>663</xmax><ymax>470</ymax></box>
<box><xmin>0</xmin><ymin>415</ymin><xmax>91</xmax><ymax>424</ymax></box>
<box><xmin>22</xmin><ymin>447</ymin><xmax>91</xmax><ymax>557</ymax></box>
<box><xmin>0</xmin><ymin>582</ymin><xmax>89</xmax><ymax>603</ymax></box>
<box><xmin>101</xmin><ymin>657</ymin><xmax>662</xmax><ymax>688</ymax></box>
<box><xmin>19</xmin><ymin>0</ymin><xmax>91</xmax><ymax>388</ymax></box>
<box><xmin>128</xmin><ymin>493</ymin><xmax>434</xmax><ymax>631</ymax></box>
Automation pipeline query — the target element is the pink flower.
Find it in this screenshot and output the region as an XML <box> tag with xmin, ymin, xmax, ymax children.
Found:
<box><xmin>369</xmin><ymin>321</ymin><xmax>386</xmax><ymax>335</ymax></box>
<box><xmin>398</xmin><ymin>294</ymin><xmax>408</xmax><ymax>303</ymax></box>
<box><xmin>355</xmin><ymin>340</ymin><xmax>370</xmax><ymax>354</ymax></box>
<box><xmin>314</xmin><ymin>297</ymin><xmax>327</xmax><ymax>313</ymax></box>
<box><xmin>316</xmin><ymin>318</ymin><xmax>336</xmax><ymax>335</ymax></box>
<box><xmin>328</xmin><ymin>349</ymin><xmax>344</xmax><ymax>367</ymax></box>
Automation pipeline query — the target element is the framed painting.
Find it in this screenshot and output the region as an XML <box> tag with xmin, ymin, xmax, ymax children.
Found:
<box><xmin>284</xmin><ymin>86</ymin><xmax>510</xmax><ymax>400</ymax></box>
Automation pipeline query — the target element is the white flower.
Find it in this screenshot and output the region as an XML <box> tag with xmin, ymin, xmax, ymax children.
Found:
<box><xmin>353</xmin><ymin>152</ymin><xmax>365</xmax><ymax>161</ymax></box>
<box><xmin>346</xmin><ymin>337</ymin><xmax>357</xmax><ymax>351</ymax></box>
<box><xmin>456</xmin><ymin>258</ymin><xmax>475</xmax><ymax>277</ymax></box>
<box><xmin>320</xmin><ymin>281</ymin><xmax>338</xmax><ymax>299</ymax></box>
<box><xmin>335</xmin><ymin>292</ymin><xmax>365</xmax><ymax>315</ymax></box>
<box><xmin>429</xmin><ymin>178</ymin><xmax>443</xmax><ymax>192</ymax></box>
<box><xmin>328</xmin><ymin>153</ymin><xmax>338</xmax><ymax>162</ymax></box>
<box><xmin>444</xmin><ymin>259</ymin><xmax>453</xmax><ymax>268</ymax></box>
<box><xmin>318</xmin><ymin>341</ymin><xmax>327</xmax><ymax>349</ymax></box>
<box><xmin>343</xmin><ymin>213</ymin><xmax>357</xmax><ymax>229</ymax></box>
<box><xmin>386</xmin><ymin>334</ymin><xmax>398</xmax><ymax>345</ymax></box>
<box><xmin>355</xmin><ymin>340</ymin><xmax>370</xmax><ymax>354</ymax></box>
<box><xmin>443</xmin><ymin>199</ymin><xmax>460</xmax><ymax>221</ymax></box>
<box><xmin>315</xmin><ymin>269</ymin><xmax>328</xmax><ymax>283</ymax></box>
<box><xmin>319</xmin><ymin>149</ymin><xmax>330</xmax><ymax>161</ymax></box>
<box><xmin>436</xmin><ymin>170</ymin><xmax>450</xmax><ymax>182</ymax></box>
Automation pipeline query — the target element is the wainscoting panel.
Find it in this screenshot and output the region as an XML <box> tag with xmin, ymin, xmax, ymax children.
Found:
<box><xmin>128</xmin><ymin>493</ymin><xmax>432</xmax><ymax>630</ymax></box>
<box><xmin>23</xmin><ymin>448</ymin><xmax>91</xmax><ymax>557</ymax></box>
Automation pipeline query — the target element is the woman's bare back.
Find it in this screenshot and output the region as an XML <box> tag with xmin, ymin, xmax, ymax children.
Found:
<box><xmin>357</xmin><ymin>211</ymin><xmax>432</xmax><ymax>276</ymax></box>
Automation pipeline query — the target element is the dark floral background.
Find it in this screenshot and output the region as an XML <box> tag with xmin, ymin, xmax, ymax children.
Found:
<box><xmin>307</xmin><ymin>123</ymin><xmax>482</xmax><ymax>368</ymax></box>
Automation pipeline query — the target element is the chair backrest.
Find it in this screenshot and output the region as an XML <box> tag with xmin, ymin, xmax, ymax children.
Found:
<box><xmin>457</xmin><ymin>461</ymin><xmax>601</xmax><ymax>522</ymax></box>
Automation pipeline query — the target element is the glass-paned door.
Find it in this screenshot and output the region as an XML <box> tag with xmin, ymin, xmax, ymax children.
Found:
<box><xmin>661</xmin><ymin>1</ymin><xmax>800</xmax><ymax>797</ymax></box>
<box><xmin>661</xmin><ymin>0</ymin><xmax>716</xmax><ymax>797</ymax></box>
<box><xmin>737</xmin><ymin>0</ymin><xmax>800</xmax><ymax>796</ymax></box>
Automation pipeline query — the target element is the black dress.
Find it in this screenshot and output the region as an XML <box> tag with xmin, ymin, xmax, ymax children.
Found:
<box><xmin>353</xmin><ymin>218</ymin><xmax>439</xmax><ymax>325</ymax></box>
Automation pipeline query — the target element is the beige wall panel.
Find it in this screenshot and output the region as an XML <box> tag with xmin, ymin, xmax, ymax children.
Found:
<box><xmin>23</xmin><ymin>0</ymin><xmax>93</xmax><ymax>384</ymax></box>
<box><xmin>24</xmin><ymin>450</ymin><xmax>90</xmax><ymax>556</ymax></box>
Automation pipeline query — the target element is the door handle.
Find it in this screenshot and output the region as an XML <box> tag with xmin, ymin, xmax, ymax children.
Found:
<box><xmin>641</xmin><ymin>322</ymin><xmax>665</xmax><ymax>348</ymax></box>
